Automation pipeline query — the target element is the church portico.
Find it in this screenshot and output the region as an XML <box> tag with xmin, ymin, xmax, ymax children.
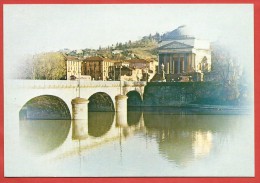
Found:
<box><xmin>159</xmin><ymin>52</ymin><xmax>194</xmax><ymax>74</ymax></box>
<box><xmin>157</xmin><ymin>25</ymin><xmax>211</xmax><ymax>82</ymax></box>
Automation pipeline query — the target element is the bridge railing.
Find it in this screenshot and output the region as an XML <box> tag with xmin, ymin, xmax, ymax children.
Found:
<box><xmin>8</xmin><ymin>79</ymin><xmax>147</xmax><ymax>89</ymax></box>
<box><xmin>79</xmin><ymin>80</ymin><xmax>120</xmax><ymax>87</ymax></box>
<box><xmin>123</xmin><ymin>81</ymin><xmax>147</xmax><ymax>86</ymax></box>
<box><xmin>9</xmin><ymin>80</ymin><xmax>78</xmax><ymax>88</ymax></box>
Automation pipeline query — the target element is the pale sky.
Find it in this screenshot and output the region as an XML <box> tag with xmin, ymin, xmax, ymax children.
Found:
<box><xmin>3</xmin><ymin>4</ymin><xmax>254</xmax><ymax>76</ymax></box>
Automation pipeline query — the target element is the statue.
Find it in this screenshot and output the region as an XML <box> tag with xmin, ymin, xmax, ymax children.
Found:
<box><xmin>161</xmin><ymin>63</ymin><xmax>166</xmax><ymax>82</ymax></box>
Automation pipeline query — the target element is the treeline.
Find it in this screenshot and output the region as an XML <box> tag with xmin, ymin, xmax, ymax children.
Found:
<box><xmin>16</xmin><ymin>52</ymin><xmax>67</xmax><ymax>80</ymax></box>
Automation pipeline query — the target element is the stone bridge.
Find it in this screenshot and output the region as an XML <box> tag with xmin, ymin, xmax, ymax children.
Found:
<box><xmin>5</xmin><ymin>79</ymin><xmax>147</xmax><ymax>119</ymax></box>
<box><xmin>4</xmin><ymin>79</ymin><xmax>146</xmax><ymax>169</ymax></box>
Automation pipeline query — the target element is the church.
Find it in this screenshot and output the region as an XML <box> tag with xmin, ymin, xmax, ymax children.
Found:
<box><xmin>157</xmin><ymin>25</ymin><xmax>211</xmax><ymax>82</ymax></box>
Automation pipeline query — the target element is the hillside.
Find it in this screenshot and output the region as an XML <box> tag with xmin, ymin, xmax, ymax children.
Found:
<box><xmin>66</xmin><ymin>33</ymin><xmax>161</xmax><ymax>61</ymax></box>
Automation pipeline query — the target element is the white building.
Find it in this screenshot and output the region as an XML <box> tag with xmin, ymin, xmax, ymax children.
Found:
<box><xmin>158</xmin><ymin>25</ymin><xmax>211</xmax><ymax>81</ymax></box>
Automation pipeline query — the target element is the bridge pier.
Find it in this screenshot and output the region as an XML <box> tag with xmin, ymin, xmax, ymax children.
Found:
<box><xmin>71</xmin><ymin>97</ymin><xmax>89</xmax><ymax>120</ymax></box>
<box><xmin>115</xmin><ymin>95</ymin><xmax>128</xmax><ymax>112</ymax></box>
<box><xmin>71</xmin><ymin>97</ymin><xmax>89</xmax><ymax>140</ymax></box>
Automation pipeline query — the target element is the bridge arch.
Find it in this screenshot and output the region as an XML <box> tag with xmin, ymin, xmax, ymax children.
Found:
<box><xmin>19</xmin><ymin>95</ymin><xmax>71</xmax><ymax>154</ymax></box>
<box><xmin>19</xmin><ymin>95</ymin><xmax>71</xmax><ymax>120</ymax></box>
<box><xmin>126</xmin><ymin>90</ymin><xmax>143</xmax><ymax>107</ymax></box>
<box><xmin>88</xmin><ymin>92</ymin><xmax>115</xmax><ymax>112</ymax></box>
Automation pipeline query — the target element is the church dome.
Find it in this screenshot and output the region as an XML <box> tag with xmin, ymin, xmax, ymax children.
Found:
<box><xmin>162</xmin><ymin>25</ymin><xmax>194</xmax><ymax>40</ymax></box>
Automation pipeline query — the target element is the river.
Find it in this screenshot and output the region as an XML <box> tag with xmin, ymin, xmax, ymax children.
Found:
<box><xmin>6</xmin><ymin>107</ymin><xmax>254</xmax><ymax>177</ymax></box>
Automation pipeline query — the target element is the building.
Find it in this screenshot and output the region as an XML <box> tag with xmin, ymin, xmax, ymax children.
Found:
<box><xmin>127</xmin><ymin>59</ymin><xmax>157</xmax><ymax>81</ymax></box>
<box><xmin>107</xmin><ymin>59</ymin><xmax>157</xmax><ymax>81</ymax></box>
<box><xmin>66</xmin><ymin>56</ymin><xmax>82</xmax><ymax>80</ymax></box>
<box><xmin>81</xmin><ymin>56</ymin><xmax>114</xmax><ymax>80</ymax></box>
<box><xmin>157</xmin><ymin>25</ymin><xmax>211</xmax><ymax>82</ymax></box>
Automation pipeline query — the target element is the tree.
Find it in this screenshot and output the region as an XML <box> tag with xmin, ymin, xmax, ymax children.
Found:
<box><xmin>15</xmin><ymin>55</ymin><xmax>37</xmax><ymax>79</ymax></box>
<box><xmin>211</xmin><ymin>44</ymin><xmax>241</xmax><ymax>84</ymax></box>
<box><xmin>210</xmin><ymin>43</ymin><xmax>241</xmax><ymax>102</ymax></box>
<box><xmin>17</xmin><ymin>52</ymin><xmax>67</xmax><ymax>80</ymax></box>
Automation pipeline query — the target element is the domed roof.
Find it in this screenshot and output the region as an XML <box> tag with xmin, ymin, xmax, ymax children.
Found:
<box><xmin>162</xmin><ymin>25</ymin><xmax>194</xmax><ymax>40</ymax></box>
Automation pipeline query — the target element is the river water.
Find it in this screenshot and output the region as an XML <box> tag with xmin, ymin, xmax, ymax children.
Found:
<box><xmin>8</xmin><ymin>107</ymin><xmax>254</xmax><ymax>177</ymax></box>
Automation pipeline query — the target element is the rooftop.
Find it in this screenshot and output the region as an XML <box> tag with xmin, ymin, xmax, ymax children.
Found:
<box><xmin>65</xmin><ymin>56</ymin><xmax>79</xmax><ymax>61</ymax></box>
<box><xmin>83</xmin><ymin>56</ymin><xmax>115</xmax><ymax>63</ymax></box>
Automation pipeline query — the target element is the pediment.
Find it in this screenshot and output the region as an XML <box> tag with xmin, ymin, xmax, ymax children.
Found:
<box><xmin>158</xmin><ymin>41</ymin><xmax>193</xmax><ymax>50</ymax></box>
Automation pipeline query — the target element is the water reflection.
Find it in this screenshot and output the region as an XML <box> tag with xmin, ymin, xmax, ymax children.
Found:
<box><xmin>18</xmin><ymin>107</ymin><xmax>251</xmax><ymax>175</ymax></box>
<box><xmin>19</xmin><ymin>119</ymin><xmax>71</xmax><ymax>154</ymax></box>
<box><xmin>88</xmin><ymin>112</ymin><xmax>114</xmax><ymax>137</ymax></box>
<box><xmin>143</xmin><ymin>110</ymin><xmax>239</xmax><ymax>166</ymax></box>
<box><xmin>127</xmin><ymin>109</ymin><xmax>142</xmax><ymax>126</ymax></box>
<box><xmin>72</xmin><ymin>120</ymin><xmax>88</xmax><ymax>140</ymax></box>
<box><xmin>192</xmin><ymin>131</ymin><xmax>212</xmax><ymax>158</ymax></box>
<box><xmin>116</xmin><ymin>110</ymin><xmax>128</xmax><ymax>127</ymax></box>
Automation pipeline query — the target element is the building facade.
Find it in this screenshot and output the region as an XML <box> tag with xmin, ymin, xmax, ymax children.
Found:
<box><xmin>66</xmin><ymin>56</ymin><xmax>82</xmax><ymax>80</ymax></box>
<box><xmin>158</xmin><ymin>25</ymin><xmax>211</xmax><ymax>81</ymax></box>
<box><xmin>67</xmin><ymin>57</ymin><xmax>157</xmax><ymax>81</ymax></box>
<box><xmin>81</xmin><ymin>56</ymin><xmax>114</xmax><ymax>80</ymax></box>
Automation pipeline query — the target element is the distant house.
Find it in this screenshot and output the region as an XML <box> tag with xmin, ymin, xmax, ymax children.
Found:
<box><xmin>66</xmin><ymin>56</ymin><xmax>81</xmax><ymax>80</ymax></box>
<box><xmin>107</xmin><ymin>59</ymin><xmax>156</xmax><ymax>81</ymax></box>
<box><xmin>81</xmin><ymin>56</ymin><xmax>115</xmax><ymax>80</ymax></box>
<box><xmin>127</xmin><ymin>59</ymin><xmax>157</xmax><ymax>81</ymax></box>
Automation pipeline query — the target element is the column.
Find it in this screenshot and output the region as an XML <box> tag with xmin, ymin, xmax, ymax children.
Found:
<box><xmin>71</xmin><ymin>97</ymin><xmax>89</xmax><ymax>140</ymax></box>
<box><xmin>164</xmin><ymin>55</ymin><xmax>168</xmax><ymax>74</ymax></box>
<box><xmin>192</xmin><ymin>53</ymin><xmax>196</xmax><ymax>71</ymax></box>
<box><xmin>184</xmin><ymin>54</ymin><xmax>188</xmax><ymax>73</ymax></box>
<box><xmin>167</xmin><ymin>56</ymin><xmax>170</xmax><ymax>74</ymax></box>
<box><xmin>178</xmin><ymin>54</ymin><xmax>181</xmax><ymax>74</ymax></box>
<box><xmin>172</xmin><ymin>55</ymin><xmax>175</xmax><ymax>74</ymax></box>
<box><xmin>169</xmin><ymin>55</ymin><xmax>172</xmax><ymax>74</ymax></box>
<box><xmin>187</xmin><ymin>53</ymin><xmax>191</xmax><ymax>72</ymax></box>
<box><xmin>181</xmin><ymin>57</ymin><xmax>184</xmax><ymax>73</ymax></box>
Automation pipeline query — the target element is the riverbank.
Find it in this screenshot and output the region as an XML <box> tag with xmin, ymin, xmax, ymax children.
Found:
<box><xmin>142</xmin><ymin>82</ymin><xmax>252</xmax><ymax>107</ymax></box>
<box><xmin>128</xmin><ymin>105</ymin><xmax>253</xmax><ymax>115</ymax></box>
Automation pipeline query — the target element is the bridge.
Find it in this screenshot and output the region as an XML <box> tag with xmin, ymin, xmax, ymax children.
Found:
<box><xmin>5</xmin><ymin>79</ymin><xmax>147</xmax><ymax>120</ymax></box>
<box><xmin>4</xmin><ymin>79</ymin><xmax>147</xmax><ymax>173</ymax></box>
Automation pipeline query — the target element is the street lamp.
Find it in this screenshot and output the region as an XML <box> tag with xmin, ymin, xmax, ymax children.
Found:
<box><xmin>146</xmin><ymin>68</ymin><xmax>148</xmax><ymax>82</ymax></box>
<box><xmin>119</xmin><ymin>65</ymin><xmax>122</xmax><ymax>81</ymax></box>
<box><xmin>104</xmin><ymin>70</ymin><xmax>106</xmax><ymax>81</ymax></box>
<box><xmin>119</xmin><ymin>65</ymin><xmax>122</xmax><ymax>95</ymax></box>
<box><xmin>77</xmin><ymin>60</ymin><xmax>81</xmax><ymax>97</ymax></box>
<box><xmin>114</xmin><ymin>65</ymin><xmax>116</xmax><ymax>81</ymax></box>
<box><xmin>94</xmin><ymin>63</ymin><xmax>96</xmax><ymax>80</ymax></box>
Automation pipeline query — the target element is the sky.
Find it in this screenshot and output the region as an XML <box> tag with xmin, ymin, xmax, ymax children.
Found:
<box><xmin>3</xmin><ymin>4</ymin><xmax>254</xmax><ymax>76</ymax></box>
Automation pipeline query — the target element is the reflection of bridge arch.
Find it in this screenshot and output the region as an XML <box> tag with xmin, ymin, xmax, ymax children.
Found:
<box><xmin>88</xmin><ymin>112</ymin><xmax>115</xmax><ymax>137</ymax></box>
<box><xmin>126</xmin><ymin>91</ymin><xmax>142</xmax><ymax>107</ymax></box>
<box><xmin>19</xmin><ymin>95</ymin><xmax>71</xmax><ymax>120</ymax></box>
<box><xmin>127</xmin><ymin>110</ymin><xmax>142</xmax><ymax>126</ymax></box>
<box><xmin>19</xmin><ymin>119</ymin><xmax>71</xmax><ymax>154</ymax></box>
<box><xmin>88</xmin><ymin>92</ymin><xmax>115</xmax><ymax>112</ymax></box>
